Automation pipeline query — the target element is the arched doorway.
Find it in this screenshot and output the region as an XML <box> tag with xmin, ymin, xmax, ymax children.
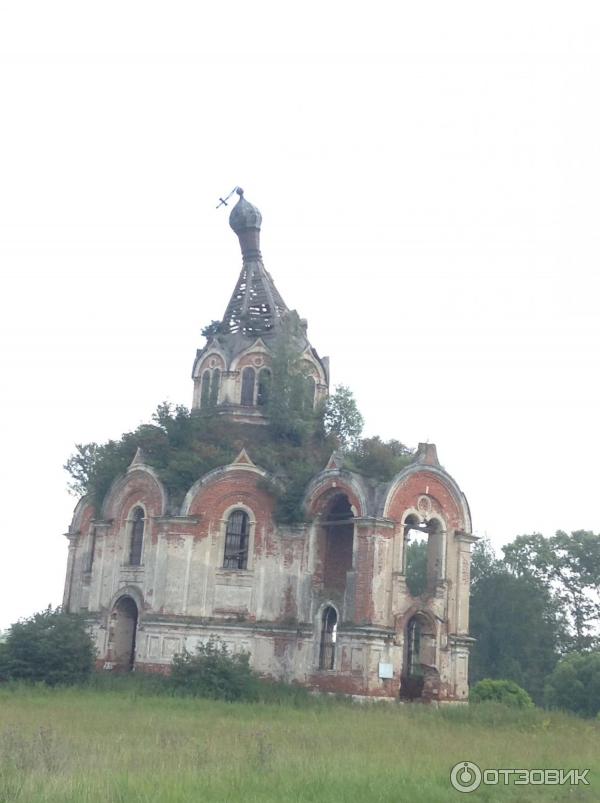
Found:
<box><xmin>108</xmin><ymin>596</ymin><xmax>138</xmax><ymax>671</ymax></box>
<box><xmin>400</xmin><ymin>613</ymin><xmax>437</xmax><ymax>700</ymax></box>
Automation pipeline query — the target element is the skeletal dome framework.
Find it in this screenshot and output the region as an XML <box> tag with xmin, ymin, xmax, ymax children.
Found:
<box><xmin>191</xmin><ymin>190</ymin><xmax>329</xmax><ymax>422</ymax></box>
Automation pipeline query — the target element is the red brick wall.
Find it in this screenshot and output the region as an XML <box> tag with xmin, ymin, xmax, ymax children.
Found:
<box><xmin>386</xmin><ymin>471</ymin><xmax>464</xmax><ymax>532</ymax></box>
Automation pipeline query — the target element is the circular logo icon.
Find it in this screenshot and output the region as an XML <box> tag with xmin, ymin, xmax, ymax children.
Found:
<box><xmin>450</xmin><ymin>762</ymin><xmax>482</xmax><ymax>793</ymax></box>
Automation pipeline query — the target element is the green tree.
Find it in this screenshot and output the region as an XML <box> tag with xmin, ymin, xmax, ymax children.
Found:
<box><xmin>470</xmin><ymin>536</ymin><xmax>501</xmax><ymax>586</ymax></box>
<box><xmin>469</xmin><ymin>539</ymin><xmax>565</xmax><ymax>703</ymax></box>
<box><xmin>503</xmin><ymin>531</ymin><xmax>600</xmax><ymax>651</ymax></box>
<box><xmin>201</xmin><ymin>320</ymin><xmax>221</xmax><ymax>339</ymax></box>
<box><xmin>344</xmin><ymin>436</ymin><xmax>412</xmax><ymax>481</ymax></box>
<box><xmin>405</xmin><ymin>540</ymin><xmax>428</xmax><ymax>596</ymax></box>
<box><xmin>0</xmin><ymin>607</ymin><xmax>95</xmax><ymax>685</ymax></box>
<box><xmin>323</xmin><ymin>385</ymin><xmax>364</xmax><ymax>449</ymax></box>
<box><xmin>266</xmin><ymin>316</ymin><xmax>321</xmax><ymax>445</ymax></box>
<box><xmin>544</xmin><ymin>652</ymin><xmax>600</xmax><ymax>717</ymax></box>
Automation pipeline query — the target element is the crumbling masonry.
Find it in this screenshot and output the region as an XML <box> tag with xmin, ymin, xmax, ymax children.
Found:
<box><xmin>63</xmin><ymin>190</ymin><xmax>476</xmax><ymax>701</ymax></box>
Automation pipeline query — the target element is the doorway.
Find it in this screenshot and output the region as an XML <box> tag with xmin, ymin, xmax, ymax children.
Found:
<box><xmin>108</xmin><ymin>596</ymin><xmax>138</xmax><ymax>670</ymax></box>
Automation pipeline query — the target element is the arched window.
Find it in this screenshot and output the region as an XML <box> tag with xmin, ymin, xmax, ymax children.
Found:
<box><xmin>320</xmin><ymin>494</ymin><xmax>354</xmax><ymax>594</ymax></box>
<box><xmin>200</xmin><ymin>371</ymin><xmax>211</xmax><ymax>407</ymax></box>
<box><xmin>256</xmin><ymin>368</ymin><xmax>271</xmax><ymax>407</ymax></box>
<box><xmin>403</xmin><ymin>514</ymin><xmax>445</xmax><ymax>595</ymax></box>
<box><xmin>210</xmin><ymin>368</ymin><xmax>221</xmax><ymax>406</ymax></box>
<box><xmin>241</xmin><ymin>367</ymin><xmax>255</xmax><ymax>406</ymax></box>
<box><xmin>85</xmin><ymin>526</ymin><xmax>97</xmax><ymax>573</ymax></box>
<box><xmin>302</xmin><ymin>376</ymin><xmax>315</xmax><ymax>412</ymax></box>
<box><xmin>319</xmin><ymin>606</ymin><xmax>338</xmax><ymax>670</ymax></box>
<box><xmin>223</xmin><ymin>510</ymin><xmax>250</xmax><ymax>570</ymax></box>
<box><xmin>129</xmin><ymin>507</ymin><xmax>145</xmax><ymax>566</ymax></box>
<box><xmin>407</xmin><ymin>617</ymin><xmax>423</xmax><ymax>678</ymax></box>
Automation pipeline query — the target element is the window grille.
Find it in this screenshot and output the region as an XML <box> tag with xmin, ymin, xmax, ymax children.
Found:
<box><xmin>223</xmin><ymin>510</ymin><xmax>250</xmax><ymax>569</ymax></box>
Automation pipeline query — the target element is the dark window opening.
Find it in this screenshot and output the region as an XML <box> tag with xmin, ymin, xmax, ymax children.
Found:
<box><xmin>302</xmin><ymin>375</ymin><xmax>316</xmax><ymax>412</ymax></box>
<box><xmin>223</xmin><ymin>510</ymin><xmax>250</xmax><ymax>570</ymax></box>
<box><xmin>241</xmin><ymin>367</ymin><xmax>255</xmax><ymax>406</ymax></box>
<box><xmin>129</xmin><ymin>507</ymin><xmax>145</xmax><ymax>566</ymax></box>
<box><xmin>256</xmin><ymin>368</ymin><xmax>271</xmax><ymax>406</ymax></box>
<box><xmin>200</xmin><ymin>371</ymin><xmax>211</xmax><ymax>407</ymax></box>
<box><xmin>209</xmin><ymin>368</ymin><xmax>221</xmax><ymax>406</ymax></box>
<box><xmin>407</xmin><ymin>617</ymin><xmax>423</xmax><ymax>677</ymax></box>
<box><xmin>319</xmin><ymin>605</ymin><xmax>338</xmax><ymax>670</ymax></box>
<box><xmin>86</xmin><ymin>526</ymin><xmax>97</xmax><ymax>573</ymax></box>
<box><xmin>327</xmin><ymin>495</ymin><xmax>353</xmax><ymax>521</ymax></box>
<box><xmin>321</xmin><ymin>494</ymin><xmax>354</xmax><ymax>594</ymax></box>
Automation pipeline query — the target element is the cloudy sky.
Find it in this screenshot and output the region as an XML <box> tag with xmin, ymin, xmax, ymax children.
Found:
<box><xmin>1</xmin><ymin>2</ymin><xmax>599</xmax><ymax>630</ymax></box>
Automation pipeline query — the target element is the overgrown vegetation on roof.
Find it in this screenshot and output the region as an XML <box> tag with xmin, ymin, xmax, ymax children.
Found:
<box><xmin>64</xmin><ymin>375</ymin><xmax>413</xmax><ymax>523</ymax></box>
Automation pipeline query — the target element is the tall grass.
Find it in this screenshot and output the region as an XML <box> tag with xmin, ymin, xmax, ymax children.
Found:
<box><xmin>0</xmin><ymin>682</ymin><xmax>598</xmax><ymax>802</ymax></box>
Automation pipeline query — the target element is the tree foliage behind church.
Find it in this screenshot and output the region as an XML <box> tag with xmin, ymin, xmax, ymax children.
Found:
<box><xmin>469</xmin><ymin>533</ymin><xmax>600</xmax><ymax>704</ymax></box>
<box><xmin>64</xmin><ymin>394</ymin><xmax>414</xmax><ymax>523</ymax></box>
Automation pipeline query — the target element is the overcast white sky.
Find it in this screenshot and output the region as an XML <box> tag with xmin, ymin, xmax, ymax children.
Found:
<box><xmin>1</xmin><ymin>2</ymin><xmax>599</xmax><ymax>630</ymax></box>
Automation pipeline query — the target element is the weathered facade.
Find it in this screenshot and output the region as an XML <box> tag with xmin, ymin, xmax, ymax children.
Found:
<box><xmin>63</xmin><ymin>190</ymin><xmax>476</xmax><ymax>701</ymax></box>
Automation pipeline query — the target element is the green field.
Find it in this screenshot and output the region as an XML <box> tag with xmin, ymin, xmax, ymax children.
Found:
<box><xmin>0</xmin><ymin>683</ymin><xmax>598</xmax><ymax>802</ymax></box>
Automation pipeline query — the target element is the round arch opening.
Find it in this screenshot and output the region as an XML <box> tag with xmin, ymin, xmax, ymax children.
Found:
<box><xmin>108</xmin><ymin>595</ymin><xmax>139</xmax><ymax>671</ymax></box>
<box><xmin>318</xmin><ymin>493</ymin><xmax>355</xmax><ymax>597</ymax></box>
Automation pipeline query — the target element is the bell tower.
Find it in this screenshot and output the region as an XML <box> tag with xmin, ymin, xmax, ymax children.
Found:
<box><xmin>191</xmin><ymin>189</ymin><xmax>329</xmax><ymax>422</ymax></box>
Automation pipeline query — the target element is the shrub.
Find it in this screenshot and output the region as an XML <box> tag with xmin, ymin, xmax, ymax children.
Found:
<box><xmin>470</xmin><ymin>679</ymin><xmax>534</xmax><ymax>708</ymax></box>
<box><xmin>544</xmin><ymin>651</ymin><xmax>600</xmax><ymax>718</ymax></box>
<box><xmin>0</xmin><ymin>607</ymin><xmax>95</xmax><ymax>685</ymax></box>
<box><xmin>170</xmin><ymin>637</ymin><xmax>259</xmax><ymax>702</ymax></box>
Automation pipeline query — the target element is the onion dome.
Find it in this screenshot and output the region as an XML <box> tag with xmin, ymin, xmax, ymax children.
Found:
<box><xmin>229</xmin><ymin>188</ymin><xmax>262</xmax><ymax>261</ymax></box>
<box><xmin>229</xmin><ymin>188</ymin><xmax>262</xmax><ymax>233</ymax></box>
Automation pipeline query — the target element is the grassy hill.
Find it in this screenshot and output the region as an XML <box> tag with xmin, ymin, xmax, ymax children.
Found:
<box><xmin>0</xmin><ymin>683</ymin><xmax>598</xmax><ymax>802</ymax></box>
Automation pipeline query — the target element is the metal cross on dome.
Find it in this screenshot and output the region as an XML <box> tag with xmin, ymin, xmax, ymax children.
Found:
<box><xmin>215</xmin><ymin>186</ymin><xmax>243</xmax><ymax>209</ymax></box>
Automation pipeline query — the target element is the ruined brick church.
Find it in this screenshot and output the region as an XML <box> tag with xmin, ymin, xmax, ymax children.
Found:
<box><xmin>63</xmin><ymin>189</ymin><xmax>476</xmax><ymax>701</ymax></box>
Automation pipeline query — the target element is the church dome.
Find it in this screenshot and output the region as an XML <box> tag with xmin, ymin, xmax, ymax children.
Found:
<box><xmin>229</xmin><ymin>189</ymin><xmax>262</xmax><ymax>233</ymax></box>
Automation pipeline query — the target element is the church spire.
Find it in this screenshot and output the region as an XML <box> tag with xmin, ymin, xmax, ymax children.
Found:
<box><xmin>221</xmin><ymin>189</ymin><xmax>289</xmax><ymax>337</ymax></box>
<box><xmin>191</xmin><ymin>188</ymin><xmax>329</xmax><ymax>418</ymax></box>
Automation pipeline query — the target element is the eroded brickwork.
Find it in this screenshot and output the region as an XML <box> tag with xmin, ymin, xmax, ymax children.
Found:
<box><xmin>62</xmin><ymin>191</ymin><xmax>476</xmax><ymax>701</ymax></box>
<box><xmin>64</xmin><ymin>445</ymin><xmax>475</xmax><ymax>701</ymax></box>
